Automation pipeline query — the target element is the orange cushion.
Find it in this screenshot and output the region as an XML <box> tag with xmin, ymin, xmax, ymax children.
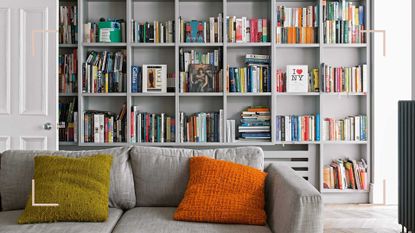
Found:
<box><xmin>174</xmin><ymin>156</ymin><xmax>267</xmax><ymax>225</ymax></box>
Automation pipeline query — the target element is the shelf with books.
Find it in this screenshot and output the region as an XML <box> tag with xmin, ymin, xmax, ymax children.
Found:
<box><xmin>322</xmin><ymin>141</ymin><xmax>367</xmax><ymax>145</ymax></box>
<box><xmin>59</xmin><ymin>97</ymin><xmax>78</xmax><ymax>143</ymax></box>
<box><xmin>82</xmin><ymin>93</ymin><xmax>127</xmax><ymax>97</ymax></box>
<box><xmin>274</xmin><ymin>2</ymin><xmax>319</xmax><ymax>45</ymax></box>
<box><xmin>322</xmin><ymin>44</ymin><xmax>367</xmax><ymax>48</ymax></box>
<box><xmin>131</xmin><ymin>93</ymin><xmax>175</xmax><ymax>97</ymax></box>
<box><xmin>227</xmin><ymin>43</ymin><xmax>272</xmax><ymax>47</ymax></box>
<box><xmin>78</xmin><ymin>142</ymin><xmax>129</xmax><ymax>147</ymax></box>
<box><xmin>130</xmin><ymin>0</ymin><xmax>175</xmax><ymax>44</ymax></box>
<box><xmin>275</xmin><ymin>92</ymin><xmax>319</xmax><ymax>96</ymax></box>
<box><xmin>83</xmin><ymin>43</ymin><xmax>127</xmax><ymax>47</ymax></box>
<box><xmin>179</xmin><ymin>43</ymin><xmax>224</xmax><ymax>47</ymax></box>
<box><xmin>179</xmin><ymin>93</ymin><xmax>224</xmax><ymax>97</ymax></box>
<box><xmin>130</xmin><ymin>43</ymin><xmax>175</xmax><ymax>47</ymax></box>
<box><xmin>321</xmin><ymin>189</ymin><xmax>369</xmax><ymax>193</ymax></box>
<box><xmin>320</xmin><ymin>92</ymin><xmax>367</xmax><ymax>96</ymax></box>
<box><xmin>59</xmin><ymin>141</ymin><xmax>78</xmax><ymax>146</ymax></box>
<box><xmin>275</xmin><ymin>44</ymin><xmax>319</xmax><ymax>48</ymax></box>
<box><xmin>227</xmin><ymin>93</ymin><xmax>271</xmax><ymax>97</ymax></box>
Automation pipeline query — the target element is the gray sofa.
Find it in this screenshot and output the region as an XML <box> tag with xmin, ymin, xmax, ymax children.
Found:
<box><xmin>0</xmin><ymin>146</ymin><xmax>323</xmax><ymax>233</ymax></box>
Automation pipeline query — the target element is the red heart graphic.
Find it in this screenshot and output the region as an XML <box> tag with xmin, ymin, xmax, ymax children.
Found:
<box><xmin>296</xmin><ymin>69</ymin><xmax>303</xmax><ymax>75</ymax></box>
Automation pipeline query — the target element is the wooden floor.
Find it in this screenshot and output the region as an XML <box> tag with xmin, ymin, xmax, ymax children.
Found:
<box><xmin>324</xmin><ymin>205</ymin><xmax>402</xmax><ymax>233</ymax></box>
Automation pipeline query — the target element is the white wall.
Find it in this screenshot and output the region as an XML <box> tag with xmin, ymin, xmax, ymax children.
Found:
<box><xmin>372</xmin><ymin>0</ymin><xmax>412</xmax><ymax>204</ymax></box>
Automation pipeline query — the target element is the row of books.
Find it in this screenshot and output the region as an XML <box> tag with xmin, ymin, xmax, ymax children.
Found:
<box><xmin>131</xmin><ymin>21</ymin><xmax>175</xmax><ymax>43</ymax></box>
<box><xmin>276</xmin><ymin>67</ymin><xmax>320</xmax><ymax>93</ymax></box>
<box><xmin>227</xmin><ymin>54</ymin><xmax>271</xmax><ymax>93</ymax></box>
<box><xmin>130</xmin><ymin>107</ymin><xmax>175</xmax><ymax>143</ymax></box>
<box><xmin>276</xmin><ymin>114</ymin><xmax>320</xmax><ymax>142</ymax></box>
<box><xmin>179</xmin><ymin>48</ymin><xmax>223</xmax><ymax>93</ymax></box>
<box><xmin>59</xmin><ymin>5</ymin><xmax>77</xmax><ymax>44</ymax></box>
<box><xmin>179</xmin><ymin>15</ymin><xmax>223</xmax><ymax>43</ymax></box>
<box><xmin>238</xmin><ymin>106</ymin><xmax>271</xmax><ymax>142</ymax></box>
<box><xmin>226</xmin><ymin>17</ymin><xmax>268</xmax><ymax>43</ymax></box>
<box><xmin>321</xmin><ymin>64</ymin><xmax>368</xmax><ymax>93</ymax></box>
<box><xmin>83</xmin><ymin>50</ymin><xmax>127</xmax><ymax>93</ymax></box>
<box><xmin>84</xmin><ymin>20</ymin><xmax>126</xmax><ymax>43</ymax></box>
<box><xmin>59</xmin><ymin>49</ymin><xmax>77</xmax><ymax>94</ymax></box>
<box><xmin>323</xmin><ymin>0</ymin><xmax>365</xmax><ymax>44</ymax></box>
<box><xmin>58</xmin><ymin>99</ymin><xmax>78</xmax><ymax>142</ymax></box>
<box><xmin>179</xmin><ymin>111</ymin><xmax>224</xmax><ymax>143</ymax></box>
<box><xmin>276</xmin><ymin>5</ymin><xmax>319</xmax><ymax>44</ymax></box>
<box><xmin>323</xmin><ymin>158</ymin><xmax>368</xmax><ymax>190</ymax></box>
<box><xmin>83</xmin><ymin>104</ymin><xmax>127</xmax><ymax>143</ymax></box>
<box><xmin>322</xmin><ymin>115</ymin><xmax>368</xmax><ymax>141</ymax></box>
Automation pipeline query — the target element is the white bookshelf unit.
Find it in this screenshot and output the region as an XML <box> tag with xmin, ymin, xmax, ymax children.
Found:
<box><xmin>59</xmin><ymin>0</ymin><xmax>372</xmax><ymax>204</ymax></box>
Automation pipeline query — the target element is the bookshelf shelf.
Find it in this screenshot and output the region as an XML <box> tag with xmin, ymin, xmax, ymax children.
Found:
<box><xmin>83</xmin><ymin>42</ymin><xmax>128</xmax><ymax>47</ymax></box>
<box><xmin>275</xmin><ymin>44</ymin><xmax>320</xmax><ymax>48</ymax></box>
<box><xmin>58</xmin><ymin>0</ymin><xmax>372</xmax><ymax>204</ymax></box>
<box><xmin>82</xmin><ymin>93</ymin><xmax>128</xmax><ymax>97</ymax></box>
<box><xmin>59</xmin><ymin>93</ymin><xmax>78</xmax><ymax>97</ymax></box>
<box><xmin>227</xmin><ymin>93</ymin><xmax>272</xmax><ymax>96</ymax></box>
<box><xmin>321</xmin><ymin>189</ymin><xmax>369</xmax><ymax>194</ymax></box>
<box><xmin>130</xmin><ymin>43</ymin><xmax>175</xmax><ymax>47</ymax></box>
<box><xmin>179</xmin><ymin>93</ymin><xmax>224</xmax><ymax>97</ymax></box>
<box><xmin>275</xmin><ymin>92</ymin><xmax>319</xmax><ymax>96</ymax></box>
<box><xmin>178</xmin><ymin>43</ymin><xmax>224</xmax><ymax>47</ymax></box>
<box><xmin>322</xmin><ymin>44</ymin><xmax>368</xmax><ymax>48</ymax></box>
<box><xmin>59</xmin><ymin>44</ymin><xmax>78</xmax><ymax>48</ymax></box>
<box><xmin>227</xmin><ymin>43</ymin><xmax>272</xmax><ymax>47</ymax></box>
<box><xmin>131</xmin><ymin>93</ymin><xmax>175</xmax><ymax>97</ymax></box>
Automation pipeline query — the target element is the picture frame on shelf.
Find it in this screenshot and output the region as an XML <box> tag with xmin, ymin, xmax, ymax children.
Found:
<box><xmin>142</xmin><ymin>64</ymin><xmax>167</xmax><ymax>93</ymax></box>
<box><xmin>286</xmin><ymin>65</ymin><xmax>309</xmax><ymax>93</ymax></box>
<box><xmin>189</xmin><ymin>64</ymin><xmax>216</xmax><ymax>92</ymax></box>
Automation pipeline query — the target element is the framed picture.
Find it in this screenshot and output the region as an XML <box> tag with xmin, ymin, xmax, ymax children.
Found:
<box><xmin>286</xmin><ymin>65</ymin><xmax>308</xmax><ymax>93</ymax></box>
<box><xmin>189</xmin><ymin>64</ymin><xmax>216</xmax><ymax>92</ymax></box>
<box><xmin>142</xmin><ymin>65</ymin><xmax>167</xmax><ymax>93</ymax></box>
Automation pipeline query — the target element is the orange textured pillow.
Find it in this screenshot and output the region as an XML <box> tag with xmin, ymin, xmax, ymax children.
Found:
<box><xmin>174</xmin><ymin>156</ymin><xmax>267</xmax><ymax>225</ymax></box>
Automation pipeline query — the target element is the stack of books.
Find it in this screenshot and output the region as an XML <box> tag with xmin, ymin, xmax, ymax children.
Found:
<box><xmin>59</xmin><ymin>5</ymin><xmax>78</xmax><ymax>44</ymax></box>
<box><xmin>179</xmin><ymin>14</ymin><xmax>223</xmax><ymax>43</ymax></box>
<box><xmin>227</xmin><ymin>54</ymin><xmax>271</xmax><ymax>93</ymax></box>
<box><xmin>59</xmin><ymin>49</ymin><xmax>77</xmax><ymax>94</ymax></box>
<box><xmin>238</xmin><ymin>106</ymin><xmax>271</xmax><ymax>142</ymax></box>
<box><xmin>276</xmin><ymin>5</ymin><xmax>319</xmax><ymax>44</ymax></box>
<box><xmin>131</xmin><ymin>20</ymin><xmax>175</xmax><ymax>43</ymax></box>
<box><xmin>323</xmin><ymin>115</ymin><xmax>368</xmax><ymax>141</ymax></box>
<box><xmin>179</xmin><ymin>110</ymin><xmax>224</xmax><ymax>143</ymax></box>
<box><xmin>323</xmin><ymin>158</ymin><xmax>368</xmax><ymax>190</ymax></box>
<box><xmin>130</xmin><ymin>106</ymin><xmax>175</xmax><ymax>143</ymax></box>
<box><xmin>321</xmin><ymin>64</ymin><xmax>368</xmax><ymax>93</ymax></box>
<box><xmin>276</xmin><ymin>114</ymin><xmax>320</xmax><ymax>142</ymax></box>
<box><xmin>58</xmin><ymin>98</ymin><xmax>78</xmax><ymax>142</ymax></box>
<box><xmin>83</xmin><ymin>50</ymin><xmax>127</xmax><ymax>93</ymax></box>
<box><xmin>323</xmin><ymin>0</ymin><xmax>365</xmax><ymax>44</ymax></box>
<box><xmin>83</xmin><ymin>104</ymin><xmax>127</xmax><ymax>143</ymax></box>
<box><xmin>226</xmin><ymin>17</ymin><xmax>268</xmax><ymax>43</ymax></box>
<box><xmin>179</xmin><ymin>48</ymin><xmax>223</xmax><ymax>93</ymax></box>
<box><xmin>276</xmin><ymin>67</ymin><xmax>319</xmax><ymax>93</ymax></box>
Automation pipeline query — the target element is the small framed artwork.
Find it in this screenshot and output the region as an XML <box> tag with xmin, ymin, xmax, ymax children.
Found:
<box><xmin>286</xmin><ymin>65</ymin><xmax>308</xmax><ymax>93</ymax></box>
<box><xmin>189</xmin><ymin>64</ymin><xmax>216</xmax><ymax>92</ymax></box>
<box><xmin>142</xmin><ymin>65</ymin><xmax>167</xmax><ymax>93</ymax></box>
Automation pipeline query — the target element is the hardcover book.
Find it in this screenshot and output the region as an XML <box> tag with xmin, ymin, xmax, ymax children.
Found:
<box><xmin>188</xmin><ymin>64</ymin><xmax>216</xmax><ymax>92</ymax></box>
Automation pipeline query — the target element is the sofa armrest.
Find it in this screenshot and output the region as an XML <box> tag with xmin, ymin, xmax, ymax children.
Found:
<box><xmin>265</xmin><ymin>164</ymin><xmax>323</xmax><ymax>233</ymax></box>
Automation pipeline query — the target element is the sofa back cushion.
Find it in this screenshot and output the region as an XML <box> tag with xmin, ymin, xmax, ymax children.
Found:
<box><xmin>0</xmin><ymin>147</ymin><xmax>135</xmax><ymax>211</ymax></box>
<box><xmin>130</xmin><ymin>146</ymin><xmax>264</xmax><ymax>207</ymax></box>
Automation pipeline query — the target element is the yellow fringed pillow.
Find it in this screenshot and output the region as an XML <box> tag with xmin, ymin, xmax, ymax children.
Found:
<box><xmin>174</xmin><ymin>156</ymin><xmax>267</xmax><ymax>225</ymax></box>
<box><xmin>18</xmin><ymin>155</ymin><xmax>112</xmax><ymax>224</ymax></box>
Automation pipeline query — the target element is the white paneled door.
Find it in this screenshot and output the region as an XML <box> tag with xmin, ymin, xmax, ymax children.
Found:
<box><xmin>0</xmin><ymin>0</ymin><xmax>57</xmax><ymax>151</ymax></box>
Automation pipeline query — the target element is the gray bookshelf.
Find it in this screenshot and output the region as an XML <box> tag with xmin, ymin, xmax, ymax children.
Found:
<box><xmin>58</xmin><ymin>0</ymin><xmax>372</xmax><ymax>204</ymax></box>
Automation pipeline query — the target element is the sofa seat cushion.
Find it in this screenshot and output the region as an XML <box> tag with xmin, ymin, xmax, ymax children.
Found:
<box><xmin>112</xmin><ymin>207</ymin><xmax>272</xmax><ymax>233</ymax></box>
<box><xmin>0</xmin><ymin>208</ymin><xmax>123</xmax><ymax>233</ymax></box>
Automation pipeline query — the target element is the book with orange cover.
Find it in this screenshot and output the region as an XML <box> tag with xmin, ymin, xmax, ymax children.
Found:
<box><xmin>323</xmin><ymin>166</ymin><xmax>331</xmax><ymax>189</ymax></box>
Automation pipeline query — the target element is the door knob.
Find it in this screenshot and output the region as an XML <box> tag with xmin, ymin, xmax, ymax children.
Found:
<box><xmin>43</xmin><ymin>122</ymin><xmax>52</xmax><ymax>130</ymax></box>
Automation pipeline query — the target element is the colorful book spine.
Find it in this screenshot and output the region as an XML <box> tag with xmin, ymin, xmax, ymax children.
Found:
<box><xmin>58</xmin><ymin>98</ymin><xmax>78</xmax><ymax>142</ymax></box>
<box><xmin>322</xmin><ymin>115</ymin><xmax>367</xmax><ymax>141</ymax></box>
<box><xmin>59</xmin><ymin>49</ymin><xmax>78</xmax><ymax>94</ymax></box>
<box><xmin>179</xmin><ymin>14</ymin><xmax>223</xmax><ymax>43</ymax></box>
<box><xmin>131</xmin><ymin>20</ymin><xmax>175</xmax><ymax>43</ymax></box>
<box><xmin>323</xmin><ymin>0</ymin><xmax>365</xmax><ymax>44</ymax></box>
<box><xmin>276</xmin><ymin>5</ymin><xmax>319</xmax><ymax>44</ymax></box>
<box><xmin>227</xmin><ymin>17</ymin><xmax>268</xmax><ymax>43</ymax></box>
<box><xmin>179</xmin><ymin>110</ymin><xmax>223</xmax><ymax>143</ymax></box>
<box><xmin>276</xmin><ymin>114</ymin><xmax>320</xmax><ymax>142</ymax></box>
<box><xmin>321</xmin><ymin>63</ymin><xmax>367</xmax><ymax>93</ymax></box>
<box><xmin>324</xmin><ymin>158</ymin><xmax>368</xmax><ymax>190</ymax></box>
<box><xmin>59</xmin><ymin>5</ymin><xmax>78</xmax><ymax>44</ymax></box>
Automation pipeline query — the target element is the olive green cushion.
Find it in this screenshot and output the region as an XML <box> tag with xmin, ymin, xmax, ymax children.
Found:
<box><xmin>18</xmin><ymin>155</ymin><xmax>113</xmax><ymax>224</ymax></box>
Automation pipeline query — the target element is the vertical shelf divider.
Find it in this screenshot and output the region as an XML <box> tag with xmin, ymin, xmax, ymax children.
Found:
<box><xmin>271</xmin><ymin>0</ymin><xmax>276</xmax><ymax>144</ymax></box>
<box><xmin>318</xmin><ymin>0</ymin><xmax>324</xmax><ymax>192</ymax></box>
<box><xmin>175</xmin><ymin>0</ymin><xmax>180</xmax><ymax>143</ymax></box>
<box><xmin>126</xmin><ymin>0</ymin><xmax>132</xmax><ymax>144</ymax></box>
<box><xmin>223</xmin><ymin>0</ymin><xmax>227</xmax><ymax>143</ymax></box>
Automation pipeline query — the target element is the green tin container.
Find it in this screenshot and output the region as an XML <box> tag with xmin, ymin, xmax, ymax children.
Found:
<box><xmin>98</xmin><ymin>21</ymin><xmax>121</xmax><ymax>43</ymax></box>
